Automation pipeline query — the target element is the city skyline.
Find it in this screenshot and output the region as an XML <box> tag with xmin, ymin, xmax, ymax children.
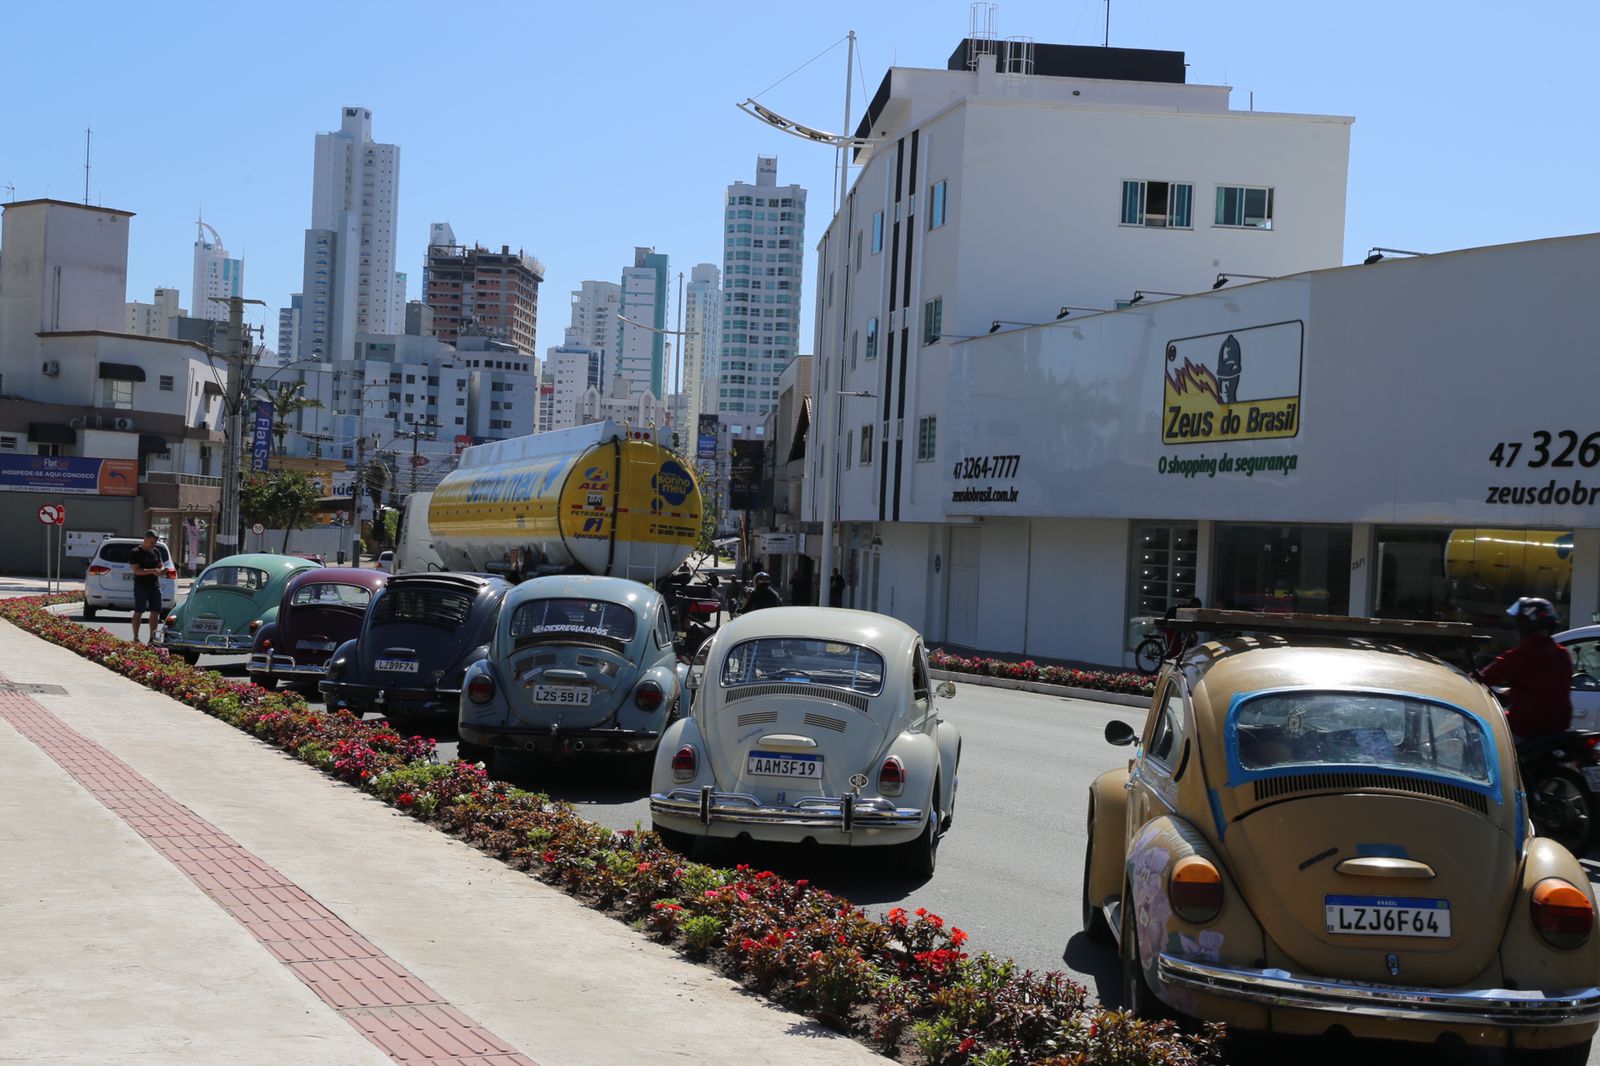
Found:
<box><xmin>3</xmin><ymin>1</ymin><xmax>1598</xmax><ymax>366</ymax></box>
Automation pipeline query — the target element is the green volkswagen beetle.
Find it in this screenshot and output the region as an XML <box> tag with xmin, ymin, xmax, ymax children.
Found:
<box><xmin>161</xmin><ymin>553</ymin><xmax>321</xmax><ymax>664</ymax></box>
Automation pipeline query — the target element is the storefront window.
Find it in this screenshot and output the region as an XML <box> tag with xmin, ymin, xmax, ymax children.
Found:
<box><xmin>1375</xmin><ymin>526</ymin><xmax>1572</xmax><ymax>628</ymax></box>
<box><xmin>1213</xmin><ymin>524</ymin><xmax>1351</xmax><ymax>615</ymax></box>
<box><xmin>1129</xmin><ymin>523</ymin><xmax>1198</xmax><ymax>618</ymax></box>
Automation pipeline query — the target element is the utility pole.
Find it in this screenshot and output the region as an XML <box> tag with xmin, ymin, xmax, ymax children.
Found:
<box><xmin>405</xmin><ymin>419</ymin><xmax>441</xmax><ymax>495</ymax></box>
<box><xmin>214</xmin><ymin>296</ymin><xmax>266</xmax><ymax>552</ymax></box>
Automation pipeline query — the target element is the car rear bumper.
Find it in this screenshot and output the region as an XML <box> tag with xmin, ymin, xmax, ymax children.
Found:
<box><xmin>247</xmin><ymin>653</ymin><xmax>329</xmax><ymax>679</ymax></box>
<box><xmin>650</xmin><ymin>787</ymin><xmax>924</xmax><ymax>831</ymax></box>
<box><xmin>160</xmin><ymin>632</ymin><xmax>253</xmax><ymax>654</ymax></box>
<box><xmin>1157</xmin><ymin>953</ymin><xmax>1600</xmax><ymax>1028</ymax></box>
<box><xmin>461</xmin><ymin>723</ymin><xmax>660</xmax><ymax>755</ymax></box>
<box><xmin>320</xmin><ymin>680</ymin><xmax>460</xmax><ymax>715</ymax></box>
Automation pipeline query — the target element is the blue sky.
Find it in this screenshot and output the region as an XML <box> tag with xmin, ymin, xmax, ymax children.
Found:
<box><xmin>3</xmin><ymin>0</ymin><xmax>1596</xmax><ymax>366</ymax></box>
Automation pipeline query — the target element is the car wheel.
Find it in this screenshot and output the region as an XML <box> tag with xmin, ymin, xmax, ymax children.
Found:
<box><xmin>1506</xmin><ymin>1039</ymin><xmax>1593</xmax><ymax>1066</ymax></box>
<box><xmin>652</xmin><ymin>821</ymin><xmax>695</xmax><ymax>855</ymax></box>
<box><xmin>1531</xmin><ymin>771</ymin><xmax>1595</xmax><ymax>855</ymax></box>
<box><xmin>180</xmin><ymin>651</ymin><xmax>201</xmax><ymax>666</ymax></box>
<box><xmin>895</xmin><ymin>787</ymin><xmax>941</xmax><ymax>879</ymax></box>
<box><xmin>82</xmin><ymin>604</ymin><xmax>97</xmax><ymax>620</ymax></box>
<box><xmin>456</xmin><ymin>740</ymin><xmax>493</xmax><ymax>770</ymax></box>
<box><xmin>1120</xmin><ymin>881</ymin><xmax>1165</xmax><ymax>1018</ymax></box>
<box><xmin>1082</xmin><ymin>806</ymin><xmax>1113</xmax><ymax>942</ymax></box>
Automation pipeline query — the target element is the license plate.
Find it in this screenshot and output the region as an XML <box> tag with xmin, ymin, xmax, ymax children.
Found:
<box><xmin>747</xmin><ymin>751</ymin><xmax>822</xmax><ymax>779</ymax></box>
<box><xmin>375</xmin><ymin>658</ymin><xmax>419</xmax><ymax>673</ymax></box>
<box><xmin>531</xmin><ymin>685</ymin><xmax>591</xmax><ymax>706</ymax></box>
<box><xmin>1584</xmin><ymin>767</ymin><xmax>1600</xmax><ymax>793</ymax></box>
<box><xmin>297</xmin><ymin>640</ymin><xmax>339</xmax><ymax>652</ymax></box>
<box><xmin>189</xmin><ymin>617</ymin><xmax>223</xmax><ymax>634</ymax></box>
<box><xmin>1326</xmin><ymin>895</ymin><xmax>1451</xmax><ymax>938</ymax></box>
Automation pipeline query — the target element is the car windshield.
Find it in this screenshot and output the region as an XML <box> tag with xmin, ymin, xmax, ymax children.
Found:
<box><xmin>196</xmin><ymin>566</ymin><xmax>269</xmax><ymax>593</ymax></box>
<box><xmin>1233</xmin><ymin>691</ymin><xmax>1492</xmax><ymax>785</ymax></box>
<box><xmin>97</xmin><ymin>542</ymin><xmax>171</xmax><ymax>565</ymax></box>
<box><xmin>290</xmin><ymin>583</ymin><xmax>372</xmax><ymax>610</ymax></box>
<box><xmin>509</xmin><ymin>598</ymin><xmax>636</xmax><ymax>645</ymax></box>
<box><xmin>719</xmin><ymin>638</ymin><xmax>885</xmax><ymax>696</ymax></box>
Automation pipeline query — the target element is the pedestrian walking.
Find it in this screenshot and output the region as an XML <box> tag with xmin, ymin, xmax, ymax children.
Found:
<box><xmin>828</xmin><ymin>568</ymin><xmax>845</xmax><ymax>608</ymax></box>
<box><xmin>129</xmin><ymin>530</ymin><xmax>164</xmax><ymax>646</ymax></box>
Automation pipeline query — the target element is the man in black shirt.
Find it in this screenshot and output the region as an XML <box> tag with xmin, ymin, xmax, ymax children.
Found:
<box><xmin>740</xmin><ymin>572</ymin><xmax>782</xmax><ymax>613</ymax></box>
<box><xmin>130</xmin><ymin>530</ymin><xmax>164</xmax><ymax>645</ymax></box>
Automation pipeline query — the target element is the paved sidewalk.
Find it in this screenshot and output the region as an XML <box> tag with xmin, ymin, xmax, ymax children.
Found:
<box><xmin>0</xmin><ymin>617</ymin><xmax>888</xmax><ymax>1066</ymax></box>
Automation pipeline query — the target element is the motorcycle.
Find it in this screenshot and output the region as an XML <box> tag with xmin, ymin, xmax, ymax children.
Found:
<box><xmin>1517</xmin><ymin>730</ymin><xmax>1600</xmax><ymax>855</ymax></box>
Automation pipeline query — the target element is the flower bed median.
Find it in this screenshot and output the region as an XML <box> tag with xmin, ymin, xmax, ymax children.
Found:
<box><xmin>2</xmin><ymin>594</ymin><xmax>1217</xmax><ymax>1066</ymax></box>
<box><xmin>930</xmin><ymin>650</ymin><xmax>1156</xmax><ymax>699</ymax></box>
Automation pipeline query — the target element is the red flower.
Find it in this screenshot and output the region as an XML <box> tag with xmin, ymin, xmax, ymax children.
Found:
<box><xmin>950</xmin><ymin>927</ymin><xmax>969</xmax><ymax>947</ymax></box>
<box><xmin>397</xmin><ymin>792</ymin><xmax>415</xmax><ymax>806</ymax></box>
<box><xmin>542</xmin><ymin>850</ymin><xmax>557</xmax><ymax>863</ymax></box>
<box><xmin>959</xmin><ymin>1037</ymin><xmax>976</xmax><ymax>1053</ymax></box>
<box><xmin>636</xmin><ymin>861</ymin><xmax>653</xmax><ymax>872</ymax></box>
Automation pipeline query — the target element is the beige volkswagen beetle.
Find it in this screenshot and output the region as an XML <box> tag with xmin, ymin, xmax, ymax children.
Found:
<box><xmin>1082</xmin><ymin>612</ymin><xmax>1600</xmax><ymax>1063</ymax></box>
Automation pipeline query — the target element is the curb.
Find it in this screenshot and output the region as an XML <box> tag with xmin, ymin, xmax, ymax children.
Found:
<box><xmin>931</xmin><ymin>668</ymin><xmax>1150</xmax><ymax>708</ymax></box>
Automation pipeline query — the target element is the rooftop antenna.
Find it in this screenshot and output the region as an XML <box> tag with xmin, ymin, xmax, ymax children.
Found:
<box><xmin>1104</xmin><ymin>0</ymin><xmax>1111</xmax><ymax>46</ymax></box>
<box><xmin>83</xmin><ymin>127</ymin><xmax>92</xmax><ymax>205</ymax></box>
<box><xmin>3</xmin><ymin>182</ymin><xmax>14</xmax><ymax>203</ymax></box>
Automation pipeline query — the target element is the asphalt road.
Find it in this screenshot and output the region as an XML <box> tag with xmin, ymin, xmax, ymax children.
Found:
<box><xmin>64</xmin><ymin>606</ymin><xmax>1600</xmax><ymax>1064</ymax></box>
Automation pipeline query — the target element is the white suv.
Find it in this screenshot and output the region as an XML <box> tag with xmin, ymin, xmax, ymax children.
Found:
<box><xmin>84</xmin><ymin>538</ymin><xmax>177</xmax><ymax>619</ymax></box>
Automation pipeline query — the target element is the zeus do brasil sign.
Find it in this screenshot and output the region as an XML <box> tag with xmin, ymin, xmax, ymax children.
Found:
<box><xmin>1162</xmin><ymin>321</ymin><xmax>1303</xmax><ymax>445</ymax></box>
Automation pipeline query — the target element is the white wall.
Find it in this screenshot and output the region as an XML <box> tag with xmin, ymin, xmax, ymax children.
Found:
<box><xmin>1021</xmin><ymin>518</ymin><xmax>1131</xmax><ymax>665</ymax></box>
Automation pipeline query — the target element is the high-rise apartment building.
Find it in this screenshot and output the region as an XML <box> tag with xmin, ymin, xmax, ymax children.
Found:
<box><xmin>191</xmin><ymin>220</ymin><xmax>243</xmax><ymax>322</ymax></box>
<box><xmin>277</xmin><ymin>293</ymin><xmax>301</xmax><ymax>362</ymax></box>
<box><xmin>683</xmin><ymin>263</ymin><xmax>722</xmax><ymax>431</ymax></box>
<box><xmin>423</xmin><ymin>234</ymin><xmax>543</xmax><ymax>352</ymax></box>
<box><xmin>617</xmin><ymin>247</ymin><xmax>668</xmax><ymax>400</ymax></box>
<box><xmin>719</xmin><ymin>157</ymin><xmax>806</xmax><ymax>418</ymax></box>
<box><xmin>566</xmin><ymin>280</ymin><xmax>620</xmax><ymax>378</ymax></box>
<box><xmin>125</xmin><ymin>286</ymin><xmax>187</xmax><ymax>337</ymax></box>
<box><xmin>299</xmin><ymin>107</ymin><xmax>400</xmax><ymax>360</ymax></box>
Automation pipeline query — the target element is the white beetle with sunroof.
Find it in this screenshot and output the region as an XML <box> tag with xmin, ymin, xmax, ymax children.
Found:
<box><xmin>649</xmin><ymin>607</ymin><xmax>962</xmax><ymax>875</ymax></box>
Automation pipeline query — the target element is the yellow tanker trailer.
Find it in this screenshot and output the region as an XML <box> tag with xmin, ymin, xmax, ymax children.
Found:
<box><xmin>395</xmin><ymin>422</ymin><xmax>702</xmax><ymax>583</ymax></box>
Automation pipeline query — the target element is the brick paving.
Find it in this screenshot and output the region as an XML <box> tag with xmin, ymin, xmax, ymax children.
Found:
<box><xmin>0</xmin><ymin>683</ymin><xmax>537</xmax><ymax>1066</ymax></box>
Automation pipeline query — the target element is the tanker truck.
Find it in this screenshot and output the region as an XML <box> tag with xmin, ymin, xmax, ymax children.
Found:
<box><xmin>393</xmin><ymin>421</ymin><xmax>702</xmax><ymax>583</ymax></box>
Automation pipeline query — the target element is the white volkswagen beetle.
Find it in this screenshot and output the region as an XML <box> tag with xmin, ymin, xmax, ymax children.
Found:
<box><xmin>649</xmin><ymin>607</ymin><xmax>961</xmax><ymax>875</ymax></box>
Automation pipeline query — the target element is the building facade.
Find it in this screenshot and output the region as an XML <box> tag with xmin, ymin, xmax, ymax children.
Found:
<box><xmin>191</xmin><ymin>220</ymin><xmax>243</xmax><ymax>322</ymax></box>
<box><xmin>683</xmin><ymin>262</ymin><xmax>721</xmax><ymax>432</ymax></box>
<box><xmin>617</xmin><ymin>247</ymin><xmax>668</xmax><ymax>400</ymax></box>
<box><xmin>719</xmin><ymin>156</ymin><xmax>806</xmax><ymax>420</ymax></box>
<box><xmin>301</xmin><ymin>106</ymin><xmax>401</xmax><ymax>357</ymax></box>
<box><xmin>423</xmin><ymin>236</ymin><xmax>543</xmax><ymax>352</ymax></box>
<box><xmin>124</xmin><ymin>286</ymin><xmax>187</xmax><ymax>337</ymax></box>
<box><xmin>276</xmin><ymin>293</ymin><xmax>301</xmax><ymax>362</ymax></box>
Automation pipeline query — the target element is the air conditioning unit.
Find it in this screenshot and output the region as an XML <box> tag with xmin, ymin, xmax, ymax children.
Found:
<box><xmin>41</xmin><ymin>360</ymin><xmax>60</xmax><ymax>376</ymax></box>
<box><xmin>113</xmin><ymin>417</ymin><xmax>136</xmax><ymax>431</ymax></box>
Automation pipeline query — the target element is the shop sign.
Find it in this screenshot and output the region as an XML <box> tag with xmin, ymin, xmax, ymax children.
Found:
<box><xmin>1161</xmin><ymin>321</ymin><xmax>1302</xmax><ymax>445</ymax></box>
<box><xmin>251</xmin><ymin>400</ymin><xmax>272</xmax><ymax>473</ymax></box>
<box><xmin>0</xmin><ymin>456</ymin><xmax>138</xmax><ymax>496</ymax></box>
<box><xmin>729</xmin><ymin>441</ymin><xmax>765</xmax><ymax>510</ymax></box>
<box><xmin>759</xmin><ymin>532</ymin><xmax>797</xmax><ymax>554</ymax></box>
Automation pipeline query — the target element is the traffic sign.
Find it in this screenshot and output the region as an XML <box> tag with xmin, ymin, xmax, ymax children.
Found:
<box><xmin>37</xmin><ymin>503</ymin><xmax>66</xmax><ymax>526</ymax></box>
<box><xmin>250</xmin><ymin>522</ymin><xmax>266</xmax><ymax>536</ymax></box>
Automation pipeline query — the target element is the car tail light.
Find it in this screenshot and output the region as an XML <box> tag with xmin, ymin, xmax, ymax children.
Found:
<box><xmin>249</xmin><ymin>619</ymin><xmax>262</xmax><ymax>632</ymax></box>
<box><xmin>164</xmin><ymin>567</ymin><xmax>177</xmax><ymax>580</ymax></box>
<box><xmin>1169</xmin><ymin>856</ymin><xmax>1225</xmax><ymax>923</ymax></box>
<box><xmin>1532</xmin><ymin>878</ymin><xmax>1594</xmax><ymax>949</ymax></box>
<box><xmin>88</xmin><ymin>565</ymin><xmax>111</xmax><ymax>576</ymax></box>
<box><xmin>165</xmin><ymin>614</ymin><xmax>177</xmax><ymax>626</ymax></box>
<box><xmin>671</xmin><ymin>745</ymin><xmax>697</xmax><ymax>782</ymax></box>
<box><xmin>467</xmin><ymin>675</ymin><xmax>496</xmax><ymax>705</ymax></box>
<box><xmin>260</xmin><ymin>638</ymin><xmax>272</xmax><ymax>652</ymax></box>
<box><xmin>634</xmin><ymin>680</ymin><xmax>664</xmax><ymax>711</ymax></box>
<box><xmin>878</xmin><ymin>756</ymin><xmax>906</xmax><ymax>797</ymax></box>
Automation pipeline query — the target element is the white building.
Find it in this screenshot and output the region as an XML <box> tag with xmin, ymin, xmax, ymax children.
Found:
<box><xmin>719</xmin><ymin>156</ymin><xmax>806</xmax><ymax>420</ymax></box>
<box><xmin>566</xmin><ymin>279</ymin><xmax>621</xmax><ymax>360</ymax></box>
<box><xmin>124</xmin><ymin>286</ymin><xmax>187</xmax><ymax>337</ymax></box>
<box><xmin>683</xmin><ymin>262</ymin><xmax>721</xmax><ymax>430</ymax></box>
<box><xmin>277</xmin><ymin>293</ymin><xmax>301</xmax><ymax>362</ymax></box>
<box><xmin>191</xmin><ymin>219</ymin><xmax>243</xmax><ymax>322</ymax></box>
<box><xmin>581</xmin><ymin>373</ymin><xmax>660</xmax><ymax>434</ymax></box>
<box><xmin>300</xmin><ymin>107</ymin><xmax>401</xmax><ymax>360</ymax></box>
<box><xmin>542</xmin><ymin>344</ymin><xmax>599</xmax><ymax>432</ymax></box>
<box><xmin>617</xmin><ymin>248</ymin><xmax>668</xmax><ymax>400</ymax></box>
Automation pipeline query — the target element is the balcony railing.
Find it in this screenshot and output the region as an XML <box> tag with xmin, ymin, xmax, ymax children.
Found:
<box><xmin>144</xmin><ymin>472</ymin><xmax>224</xmax><ymax>489</ymax></box>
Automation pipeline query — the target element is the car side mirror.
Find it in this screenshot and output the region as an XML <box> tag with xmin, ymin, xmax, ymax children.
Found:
<box><xmin>935</xmin><ymin>680</ymin><xmax>956</xmax><ymax>699</ymax></box>
<box><xmin>1105</xmin><ymin>719</ymin><xmax>1138</xmax><ymax>747</ymax></box>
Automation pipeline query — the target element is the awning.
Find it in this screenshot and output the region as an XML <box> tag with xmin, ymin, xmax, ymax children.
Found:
<box><xmin>202</xmin><ymin>381</ymin><xmax>224</xmax><ymax>398</ymax></box>
<box><xmin>98</xmin><ymin>362</ymin><xmax>147</xmax><ymax>382</ymax></box>
<box><xmin>138</xmin><ymin>434</ymin><xmax>171</xmax><ymax>455</ymax></box>
<box><xmin>27</xmin><ymin>422</ymin><xmax>75</xmax><ymax>445</ymax></box>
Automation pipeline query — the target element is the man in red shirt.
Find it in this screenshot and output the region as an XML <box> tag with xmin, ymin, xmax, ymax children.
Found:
<box><xmin>1478</xmin><ymin>597</ymin><xmax>1573</xmax><ymax>740</ymax></box>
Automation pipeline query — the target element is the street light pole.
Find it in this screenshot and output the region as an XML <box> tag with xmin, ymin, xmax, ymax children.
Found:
<box><xmin>406</xmin><ymin>419</ymin><xmax>441</xmax><ymax>495</ymax></box>
<box><xmin>214</xmin><ymin>295</ymin><xmax>266</xmax><ymax>551</ymax></box>
<box><xmin>818</xmin><ymin>389</ymin><xmax>874</xmax><ymax>606</ymax></box>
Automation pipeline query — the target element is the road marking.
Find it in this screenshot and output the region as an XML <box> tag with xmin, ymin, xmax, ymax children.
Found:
<box><xmin>0</xmin><ymin>682</ymin><xmax>538</xmax><ymax>1066</ymax></box>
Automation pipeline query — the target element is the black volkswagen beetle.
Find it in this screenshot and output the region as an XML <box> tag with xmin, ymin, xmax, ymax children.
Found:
<box><xmin>321</xmin><ymin>572</ymin><xmax>510</xmax><ymax>724</ymax></box>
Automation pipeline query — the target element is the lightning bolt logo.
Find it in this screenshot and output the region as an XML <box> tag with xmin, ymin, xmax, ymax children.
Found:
<box><xmin>1165</xmin><ymin>359</ymin><xmax>1222</xmax><ymax>400</ymax></box>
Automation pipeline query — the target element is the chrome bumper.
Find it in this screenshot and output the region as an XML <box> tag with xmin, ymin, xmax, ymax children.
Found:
<box><xmin>161</xmin><ymin>631</ymin><xmax>253</xmax><ymax>653</ymax></box>
<box><xmin>1158</xmin><ymin>954</ymin><xmax>1600</xmax><ymax>1028</ymax></box>
<box><xmin>246</xmin><ymin>653</ymin><xmax>328</xmax><ymax>678</ymax></box>
<box><xmin>650</xmin><ymin>787</ymin><xmax>923</xmax><ymax>830</ymax></box>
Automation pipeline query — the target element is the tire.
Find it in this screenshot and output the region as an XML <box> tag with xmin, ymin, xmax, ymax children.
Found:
<box><xmin>1120</xmin><ymin>881</ymin><xmax>1165</xmax><ymax>1018</ymax></box>
<box><xmin>894</xmin><ymin>783</ymin><xmax>942</xmax><ymax>879</ymax></box>
<box><xmin>1082</xmin><ymin>806</ymin><xmax>1113</xmax><ymax>942</ymax></box>
<box><xmin>651</xmin><ymin>821</ymin><xmax>695</xmax><ymax>855</ymax></box>
<box><xmin>456</xmin><ymin>740</ymin><xmax>493</xmax><ymax>771</ymax></box>
<box><xmin>82</xmin><ymin>604</ymin><xmax>97</xmax><ymax>620</ymax></box>
<box><xmin>1506</xmin><ymin>1040</ymin><xmax>1593</xmax><ymax>1066</ymax></box>
<box><xmin>1134</xmin><ymin>637</ymin><xmax>1165</xmax><ymax>675</ymax></box>
<box><xmin>180</xmin><ymin>651</ymin><xmax>201</xmax><ymax>666</ymax></box>
<box><xmin>1530</xmin><ymin>771</ymin><xmax>1595</xmax><ymax>855</ymax></box>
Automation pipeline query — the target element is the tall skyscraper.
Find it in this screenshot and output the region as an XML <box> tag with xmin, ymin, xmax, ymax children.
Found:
<box><xmin>277</xmin><ymin>293</ymin><xmax>302</xmax><ymax>361</ymax></box>
<box><xmin>719</xmin><ymin>156</ymin><xmax>806</xmax><ymax>418</ymax></box>
<box><xmin>298</xmin><ymin>106</ymin><xmax>400</xmax><ymax>360</ymax></box>
<box><xmin>566</xmin><ymin>279</ymin><xmax>621</xmax><ymax>381</ymax></box>
<box><xmin>617</xmin><ymin>247</ymin><xmax>668</xmax><ymax>400</ymax></box>
<box><xmin>683</xmin><ymin>263</ymin><xmax>722</xmax><ymax>432</ymax></box>
<box><xmin>191</xmin><ymin>219</ymin><xmax>243</xmax><ymax>322</ymax></box>
<box><xmin>423</xmin><ymin>231</ymin><xmax>543</xmax><ymax>352</ymax></box>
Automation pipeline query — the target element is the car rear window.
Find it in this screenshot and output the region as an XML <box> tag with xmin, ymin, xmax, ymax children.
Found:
<box><xmin>96</xmin><ymin>542</ymin><xmax>171</xmax><ymax>565</ymax></box>
<box><xmin>509</xmin><ymin>599</ymin><xmax>636</xmax><ymax>644</ymax></box>
<box><xmin>196</xmin><ymin>566</ymin><xmax>268</xmax><ymax>592</ymax></box>
<box><xmin>290</xmin><ymin>583</ymin><xmax>372</xmax><ymax>609</ymax></box>
<box><xmin>371</xmin><ymin>583</ymin><xmax>474</xmax><ymax>629</ymax></box>
<box><xmin>720</xmin><ymin>638</ymin><xmax>885</xmax><ymax>696</ymax></box>
<box><xmin>1233</xmin><ymin>691</ymin><xmax>1492</xmax><ymax>785</ymax></box>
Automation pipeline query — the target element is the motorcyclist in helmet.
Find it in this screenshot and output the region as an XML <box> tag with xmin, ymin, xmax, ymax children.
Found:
<box><xmin>1476</xmin><ymin>597</ymin><xmax>1573</xmax><ymax>742</ymax></box>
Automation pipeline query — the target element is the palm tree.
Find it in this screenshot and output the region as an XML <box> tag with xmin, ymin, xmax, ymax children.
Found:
<box><xmin>266</xmin><ymin>382</ymin><xmax>323</xmax><ymax>459</ymax></box>
<box><xmin>364</xmin><ymin>457</ymin><xmax>390</xmax><ymax>547</ymax></box>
